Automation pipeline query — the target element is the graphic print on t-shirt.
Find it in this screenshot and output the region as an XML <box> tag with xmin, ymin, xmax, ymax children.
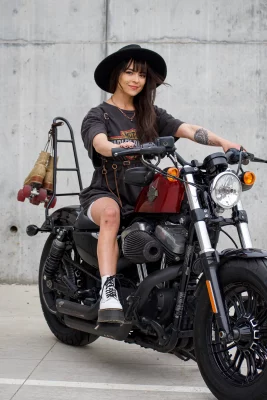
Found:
<box><xmin>109</xmin><ymin>128</ymin><xmax>140</xmax><ymax>146</ymax></box>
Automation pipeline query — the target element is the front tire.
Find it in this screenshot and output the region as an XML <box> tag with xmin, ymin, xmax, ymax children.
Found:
<box><xmin>194</xmin><ymin>258</ymin><xmax>267</xmax><ymax>400</ymax></box>
<box><xmin>39</xmin><ymin>233</ymin><xmax>98</xmax><ymax>346</ymax></box>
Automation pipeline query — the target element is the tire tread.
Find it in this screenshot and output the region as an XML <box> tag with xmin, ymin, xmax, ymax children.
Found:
<box><xmin>194</xmin><ymin>257</ymin><xmax>267</xmax><ymax>400</ymax></box>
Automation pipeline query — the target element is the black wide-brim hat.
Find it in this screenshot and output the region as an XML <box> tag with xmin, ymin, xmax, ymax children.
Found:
<box><xmin>94</xmin><ymin>44</ymin><xmax>167</xmax><ymax>93</ymax></box>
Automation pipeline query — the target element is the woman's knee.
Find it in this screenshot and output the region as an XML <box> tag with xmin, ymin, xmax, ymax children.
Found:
<box><xmin>100</xmin><ymin>206</ymin><xmax>120</xmax><ymax>228</ymax></box>
<box><xmin>90</xmin><ymin>197</ymin><xmax>120</xmax><ymax>227</ymax></box>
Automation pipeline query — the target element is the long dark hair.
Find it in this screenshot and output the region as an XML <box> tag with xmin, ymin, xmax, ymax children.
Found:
<box><xmin>109</xmin><ymin>59</ymin><xmax>166</xmax><ymax>143</ymax></box>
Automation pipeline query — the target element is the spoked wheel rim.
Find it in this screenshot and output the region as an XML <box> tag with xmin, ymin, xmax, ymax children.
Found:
<box><xmin>208</xmin><ymin>282</ymin><xmax>267</xmax><ymax>386</ymax></box>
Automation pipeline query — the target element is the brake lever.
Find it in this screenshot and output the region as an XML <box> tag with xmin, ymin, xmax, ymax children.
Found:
<box><xmin>141</xmin><ymin>154</ymin><xmax>161</xmax><ymax>168</ymax></box>
<box><xmin>246</xmin><ymin>152</ymin><xmax>267</xmax><ymax>164</ymax></box>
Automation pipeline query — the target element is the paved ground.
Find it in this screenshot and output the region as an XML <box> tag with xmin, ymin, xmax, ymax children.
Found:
<box><xmin>0</xmin><ymin>285</ymin><xmax>216</xmax><ymax>400</ymax></box>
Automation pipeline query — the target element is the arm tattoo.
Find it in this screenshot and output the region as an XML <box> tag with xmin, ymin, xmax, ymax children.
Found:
<box><xmin>194</xmin><ymin>128</ymin><xmax>217</xmax><ymax>146</ymax></box>
<box><xmin>194</xmin><ymin>128</ymin><xmax>208</xmax><ymax>144</ymax></box>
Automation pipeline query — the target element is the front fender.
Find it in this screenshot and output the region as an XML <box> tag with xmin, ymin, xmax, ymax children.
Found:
<box><xmin>195</xmin><ymin>248</ymin><xmax>267</xmax><ymax>298</ymax></box>
<box><xmin>220</xmin><ymin>248</ymin><xmax>267</xmax><ymax>265</ymax></box>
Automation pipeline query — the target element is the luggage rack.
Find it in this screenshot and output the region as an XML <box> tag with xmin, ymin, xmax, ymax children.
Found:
<box><xmin>45</xmin><ymin>117</ymin><xmax>83</xmax><ymax>221</ymax></box>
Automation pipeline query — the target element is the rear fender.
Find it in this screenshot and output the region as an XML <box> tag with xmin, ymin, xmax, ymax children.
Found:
<box><xmin>40</xmin><ymin>206</ymin><xmax>81</xmax><ymax>231</ymax></box>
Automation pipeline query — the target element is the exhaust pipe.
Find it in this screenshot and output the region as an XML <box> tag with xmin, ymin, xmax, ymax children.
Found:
<box><xmin>64</xmin><ymin>315</ymin><xmax>132</xmax><ymax>341</ymax></box>
<box><xmin>56</xmin><ymin>298</ymin><xmax>99</xmax><ymax>320</ymax></box>
<box><xmin>57</xmin><ymin>264</ymin><xmax>182</xmax><ymax>322</ymax></box>
<box><xmin>135</xmin><ymin>264</ymin><xmax>182</xmax><ymax>310</ymax></box>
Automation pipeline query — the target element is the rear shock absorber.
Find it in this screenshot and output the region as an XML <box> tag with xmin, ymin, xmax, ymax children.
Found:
<box><xmin>43</xmin><ymin>230</ymin><xmax>67</xmax><ymax>283</ymax></box>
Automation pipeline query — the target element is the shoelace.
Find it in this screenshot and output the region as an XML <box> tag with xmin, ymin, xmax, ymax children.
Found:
<box><xmin>104</xmin><ymin>276</ymin><xmax>118</xmax><ymax>299</ymax></box>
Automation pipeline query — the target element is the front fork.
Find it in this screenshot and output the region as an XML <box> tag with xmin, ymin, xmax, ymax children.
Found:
<box><xmin>184</xmin><ymin>167</ymin><xmax>253</xmax><ymax>339</ymax></box>
<box><xmin>234</xmin><ymin>200</ymin><xmax>253</xmax><ymax>248</ymax></box>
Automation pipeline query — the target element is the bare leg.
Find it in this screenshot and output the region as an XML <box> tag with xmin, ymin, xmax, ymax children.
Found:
<box><xmin>90</xmin><ymin>197</ymin><xmax>120</xmax><ymax>277</ymax></box>
<box><xmin>89</xmin><ymin>197</ymin><xmax>123</xmax><ymax>323</ymax></box>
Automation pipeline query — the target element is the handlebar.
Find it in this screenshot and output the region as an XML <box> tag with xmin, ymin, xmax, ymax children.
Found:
<box><xmin>112</xmin><ymin>144</ymin><xmax>167</xmax><ymax>158</ymax></box>
<box><xmin>111</xmin><ymin>138</ymin><xmax>267</xmax><ymax>168</ymax></box>
<box><xmin>225</xmin><ymin>148</ymin><xmax>249</xmax><ymax>165</ymax></box>
<box><xmin>111</xmin><ymin>136</ymin><xmax>193</xmax><ymax>166</ymax></box>
<box><xmin>225</xmin><ymin>148</ymin><xmax>267</xmax><ymax>165</ymax></box>
<box><xmin>111</xmin><ymin>144</ymin><xmax>192</xmax><ymax>167</ymax></box>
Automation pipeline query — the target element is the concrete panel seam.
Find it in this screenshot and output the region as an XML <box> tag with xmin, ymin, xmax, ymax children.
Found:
<box><xmin>101</xmin><ymin>0</ymin><xmax>109</xmax><ymax>104</ymax></box>
<box><xmin>104</xmin><ymin>0</ymin><xmax>109</xmax><ymax>57</ymax></box>
<box><xmin>1</xmin><ymin>39</ymin><xmax>267</xmax><ymax>46</ymax></box>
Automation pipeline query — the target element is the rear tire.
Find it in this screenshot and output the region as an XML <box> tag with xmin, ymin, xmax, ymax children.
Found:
<box><xmin>39</xmin><ymin>233</ymin><xmax>98</xmax><ymax>346</ymax></box>
<box><xmin>194</xmin><ymin>258</ymin><xmax>267</xmax><ymax>400</ymax></box>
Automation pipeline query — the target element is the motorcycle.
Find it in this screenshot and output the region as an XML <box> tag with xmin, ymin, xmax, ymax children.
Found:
<box><xmin>27</xmin><ymin>118</ymin><xmax>267</xmax><ymax>400</ymax></box>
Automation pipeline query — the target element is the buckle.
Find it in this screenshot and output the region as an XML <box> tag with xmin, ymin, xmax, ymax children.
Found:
<box><xmin>123</xmin><ymin>160</ymin><xmax>131</xmax><ymax>166</ymax></box>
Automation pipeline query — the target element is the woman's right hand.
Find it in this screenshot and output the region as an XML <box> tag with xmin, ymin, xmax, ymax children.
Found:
<box><xmin>93</xmin><ymin>133</ymin><xmax>136</xmax><ymax>157</ymax></box>
<box><xmin>119</xmin><ymin>141</ymin><xmax>136</xmax><ymax>149</ymax></box>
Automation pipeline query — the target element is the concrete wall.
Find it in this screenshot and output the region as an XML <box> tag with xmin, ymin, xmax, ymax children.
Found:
<box><xmin>0</xmin><ymin>0</ymin><xmax>266</xmax><ymax>283</ymax></box>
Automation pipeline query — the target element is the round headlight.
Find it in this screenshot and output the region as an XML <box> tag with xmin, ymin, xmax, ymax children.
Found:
<box><xmin>210</xmin><ymin>171</ymin><xmax>242</xmax><ymax>209</ymax></box>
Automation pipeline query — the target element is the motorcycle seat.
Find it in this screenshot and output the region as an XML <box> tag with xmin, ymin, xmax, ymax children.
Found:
<box><xmin>74</xmin><ymin>210</ymin><xmax>99</xmax><ymax>231</ymax></box>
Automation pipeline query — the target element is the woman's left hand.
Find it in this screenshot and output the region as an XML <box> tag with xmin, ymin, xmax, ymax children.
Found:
<box><xmin>222</xmin><ymin>140</ymin><xmax>244</xmax><ymax>153</ymax></box>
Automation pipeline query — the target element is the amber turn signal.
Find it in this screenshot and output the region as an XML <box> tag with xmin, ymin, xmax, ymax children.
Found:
<box><xmin>206</xmin><ymin>280</ymin><xmax>218</xmax><ymax>314</ymax></box>
<box><xmin>167</xmin><ymin>167</ymin><xmax>179</xmax><ymax>182</ymax></box>
<box><xmin>242</xmin><ymin>171</ymin><xmax>256</xmax><ymax>185</ymax></box>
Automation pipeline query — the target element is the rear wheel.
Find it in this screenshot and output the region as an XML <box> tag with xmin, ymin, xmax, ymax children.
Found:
<box><xmin>39</xmin><ymin>233</ymin><xmax>98</xmax><ymax>346</ymax></box>
<box><xmin>194</xmin><ymin>258</ymin><xmax>267</xmax><ymax>400</ymax></box>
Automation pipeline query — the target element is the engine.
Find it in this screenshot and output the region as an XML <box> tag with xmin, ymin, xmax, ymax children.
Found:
<box><xmin>121</xmin><ymin>221</ymin><xmax>188</xmax><ymax>264</ymax></box>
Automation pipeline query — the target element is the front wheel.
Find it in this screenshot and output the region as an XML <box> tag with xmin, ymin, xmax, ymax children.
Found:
<box><xmin>194</xmin><ymin>258</ymin><xmax>267</xmax><ymax>400</ymax></box>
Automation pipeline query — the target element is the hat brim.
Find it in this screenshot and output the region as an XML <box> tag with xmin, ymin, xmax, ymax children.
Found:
<box><xmin>94</xmin><ymin>47</ymin><xmax>167</xmax><ymax>93</ymax></box>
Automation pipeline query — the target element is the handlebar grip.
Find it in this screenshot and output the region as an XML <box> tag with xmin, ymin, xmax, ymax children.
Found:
<box><xmin>112</xmin><ymin>145</ymin><xmax>166</xmax><ymax>158</ymax></box>
<box><xmin>225</xmin><ymin>148</ymin><xmax>250</xmax><ymax>165</ymax></box>
<box><xmin>112</xmin><ymin>147</ymin><xmax>141</xmax><ymax>157</ymax></box>
<box><xmin>139</xmin><ymin>146</ymin><xmax>166</xmax><ymax>155</ymax></box>
<box><xmin>225</xmin><ymin>148</ymin><xmax>239</xmax><ymax>164</ymax></box>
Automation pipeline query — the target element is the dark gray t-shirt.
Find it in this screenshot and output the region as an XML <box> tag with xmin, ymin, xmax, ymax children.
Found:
<box><xmin>79</xmin><ymin>102</ymin><xmax>185</xmax><ymax>215</ymax></box>
<box><xmin>81</xmin><ymin>102</ymin><xmax>184</xmax><ymax>167</ymax></box>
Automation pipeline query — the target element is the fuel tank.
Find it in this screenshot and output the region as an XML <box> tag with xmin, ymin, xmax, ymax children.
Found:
<box><xmin>135</xmin><ymin>172</ymin><xmax>185</xmax><ymax>213</ymax></box>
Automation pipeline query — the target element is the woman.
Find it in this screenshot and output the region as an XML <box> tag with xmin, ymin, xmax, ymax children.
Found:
<box><xmin>79</xmin><ymin>44</ymin><xmax>242</xmax><ymax>324</ymax></box>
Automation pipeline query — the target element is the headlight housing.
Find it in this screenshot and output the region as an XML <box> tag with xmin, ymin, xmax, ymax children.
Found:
<box><xmin>210</xmin><ymin>171</ymin><xmax>242</xmax><ymax>209</ymax></box>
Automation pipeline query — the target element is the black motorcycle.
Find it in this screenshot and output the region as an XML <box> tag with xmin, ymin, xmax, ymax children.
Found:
<box><xmin>27</xmin><ymin>118</ymin><xmax>267</xmax><ymax>400</ymax></box>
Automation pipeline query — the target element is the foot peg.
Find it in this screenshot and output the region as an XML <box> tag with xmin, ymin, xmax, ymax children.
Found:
<box><xmin>98</xmin><ymin>308</ymin><xmax>125</xmax><ymax>324</ymax></box>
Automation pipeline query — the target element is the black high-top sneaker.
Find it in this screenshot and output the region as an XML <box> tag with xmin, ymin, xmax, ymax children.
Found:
<box><xmin>98</xmin><ymin>276</ymin><xmax>124</xmax><ymax>324</ymax></box>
